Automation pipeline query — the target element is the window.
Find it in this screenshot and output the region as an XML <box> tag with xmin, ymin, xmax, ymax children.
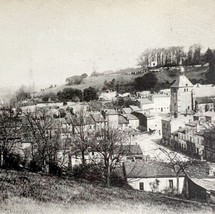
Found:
<box><xmin>169</xmin><ymin>180</ymin><xmax>173</xmax><ymax>189</ymax></box>
<box><xmin>139</xmin><ymin>182</ymin><xmax>144</xmax><ymax>190</ymax></box>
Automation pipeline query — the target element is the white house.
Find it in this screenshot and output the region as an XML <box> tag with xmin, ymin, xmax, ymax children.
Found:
<box><xmin>125</xmin><ymin>161</ymin><xmax>185</xmax><ymax>194</ymax></box>
<box><xmin>149</xmin><ymin>94</ymin><xmax>170</xmax><ymax>114</ymax></box>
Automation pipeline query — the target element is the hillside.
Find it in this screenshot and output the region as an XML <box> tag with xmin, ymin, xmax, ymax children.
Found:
<box><xmin>0</xmin><ymin>170</ymin><xmax>214</xmax><ymax>214</ymax></box>
<box><xmin>36</xmin><ymin>66</ymin><xmax>208</xmax><ymax>96</ymax></box>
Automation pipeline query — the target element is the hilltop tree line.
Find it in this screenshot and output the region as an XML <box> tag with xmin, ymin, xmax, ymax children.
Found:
<box><xmin>138</xmin><ymin>44</ymin><xmax>213</xmax><ymax>68</ymax></box>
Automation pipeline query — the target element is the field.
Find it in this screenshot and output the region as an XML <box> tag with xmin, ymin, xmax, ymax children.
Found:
<box><xmin>0</xmin><ymin>169</ymin><xmax>214</xmax><ymax>214</ymax></box>
<box><xmin>36</xmin><ymin>66</ymin><xmax>208</xmax><ymax>96</ymax></box>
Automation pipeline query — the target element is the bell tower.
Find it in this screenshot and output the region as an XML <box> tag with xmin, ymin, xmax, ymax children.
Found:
<box><xmin>170</xmin><ymin>67</ymin><xmax>193</xmax><ymax>118</ymax></box>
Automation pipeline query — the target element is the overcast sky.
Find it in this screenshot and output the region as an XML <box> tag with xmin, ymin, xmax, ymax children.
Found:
<box><xmin>0</xmin><ymin>0</ymin><xmax>215</xmax><ymax>89</ymax></box>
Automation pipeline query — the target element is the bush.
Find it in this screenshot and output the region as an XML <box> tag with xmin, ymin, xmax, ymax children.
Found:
<box><xmin>110</xmin><ymin>172</ymin><xmax>127</xmax><ymax>187</ymax></box>
<box><xmin>73</xmin><ymin>164</ymin><xmax>103</xmax><ymax>183</ymax></box>
<box><xmin>29</xmin><ymin>160</ymin><xmax>42</xmax><ymax>173</ymax></box>
<box><xmin>3</xmin><ymin>153</ymin><xmax>22</xmax><ymax>170</ymax></box>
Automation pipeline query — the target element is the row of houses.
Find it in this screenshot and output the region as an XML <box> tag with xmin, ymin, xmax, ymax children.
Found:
<box><xmin>162</xmin><ymin>112</ymin><xmax>215</xmax><ymax>161</ymax></box>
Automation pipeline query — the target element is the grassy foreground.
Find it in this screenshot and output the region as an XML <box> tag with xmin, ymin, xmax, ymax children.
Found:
<box><xmin>0</xmin><ymin>169</ymin><xmax>213</xmax><ymax>214</ymax></box>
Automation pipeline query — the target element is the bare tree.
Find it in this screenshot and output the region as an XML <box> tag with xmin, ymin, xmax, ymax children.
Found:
<box><xmin>22</xmin><ymin>108</ymin><xmax>63</xmax><ymax>173</ymax></box>
<box><xmin>158</xmin><ymin>147</ymin><xmax>200</xmax><ymax>195</ymax></box>
<box><xmin>92</xmin><ymin>127</ymin><xmax>129</xmax><ymax>188</ymax></box>
<box><xmin>0</xmin><ymin>107</ymin><xmax>23</xmax><ymax>167</ymax></box>
<box><xmin>67</xmin><ymin>109</ymin><xmax>96</xmax><ymax>166</ymax></box>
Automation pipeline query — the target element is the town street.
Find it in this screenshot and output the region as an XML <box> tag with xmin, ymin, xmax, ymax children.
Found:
<box><xmin>132</xmin><ymin>133</ymin><xmax>189</xmax><ymax>162</ymax></box>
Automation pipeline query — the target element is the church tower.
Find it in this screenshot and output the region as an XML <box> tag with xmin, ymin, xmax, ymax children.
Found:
<box><xmin>170</xmin><ymin>67</ymin><xmax>193</xmax><ymax>118</ymax></box>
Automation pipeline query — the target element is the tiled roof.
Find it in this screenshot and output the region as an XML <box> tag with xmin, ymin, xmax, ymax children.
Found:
<box><xmin>125</xmin><ymin>161</ymin><xmax>184</xmax><ymax>178</ymax></box>
<box><xmin>171</xmin><ymin>74</ymin><xmax>193</xmax><ymax>88</ymax></box>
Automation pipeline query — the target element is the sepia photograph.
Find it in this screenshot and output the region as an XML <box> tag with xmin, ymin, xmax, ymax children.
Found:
<box><xmin>0</xmin><ymin>0</ymin><xmax>215</xmax><ymax>213</ymax></box>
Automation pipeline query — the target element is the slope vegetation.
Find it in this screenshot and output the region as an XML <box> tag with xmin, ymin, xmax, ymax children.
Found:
<box><xmin>0</xmin><ymin>169</ymin><xmax>213</xmax><ymax>214</ymax></box>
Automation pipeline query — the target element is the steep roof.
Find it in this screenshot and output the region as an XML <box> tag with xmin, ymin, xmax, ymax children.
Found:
<box><xmin>125</xmin><ymin>161</ymin><xmax>184</xmax><ymax>178</ymax></box>
<box><xmin>171</xmin><ymin>74</ymin><xmax>193</xmax><ymax>88</ymax></box>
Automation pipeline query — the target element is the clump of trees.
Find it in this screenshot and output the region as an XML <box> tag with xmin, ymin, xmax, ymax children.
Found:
<box><xmin>56</xmin><ymin>87</ymin><xmax>98</xmax><ymax>102</ymax></box>
<box><xmin>83</xmin><ymin>87</ymin><xmax>98</xmax><ymax>102</ymax></box>
<box><xmin>66</xmin><ymin>73</ymin><xmax>88</xmax><ymax>85</ymax></box>
<box><xmin>204</xmin><ymin>48</ymin><xmax>215</xmax><ymax>84</ymax></box>
<box><xmin>134</xmin><ymin>73</ymin><xmax>158</xmax><ymax>91</ymax></box>
<box><xmin>138</xmin><ymin>44</ymin><xmax>209</xmax><ymax>68</ymax></box>
<box><xmin>57</xmin><ymin>88</ymin><xmax>82</xmax><ymax>102</ymax></box>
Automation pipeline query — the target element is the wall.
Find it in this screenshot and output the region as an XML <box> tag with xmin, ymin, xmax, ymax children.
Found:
<box><xmin>128</xmin><ymin>177</ymin><xmax>185</xmax><ymax>194</ymax></box>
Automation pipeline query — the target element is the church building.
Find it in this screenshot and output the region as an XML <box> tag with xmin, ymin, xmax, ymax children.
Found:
<box><xmin>170</xmin><ymin>67</ymin><xmax>193</xmax><ymax>118</ymax></box>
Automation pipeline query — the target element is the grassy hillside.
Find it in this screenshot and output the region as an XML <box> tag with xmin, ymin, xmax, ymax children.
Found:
<box><xmin>0</xmin><ymin>170</ymin><xmax>214</xmax><ymax>214</ymax></box>
<box><xmin>36</xmin><ymin>66</ymin><xmax>208</xmax><ymax>96</ymax></box>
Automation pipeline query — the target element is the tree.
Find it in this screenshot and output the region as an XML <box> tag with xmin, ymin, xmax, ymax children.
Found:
<box><xmin>22</xmin><ymin>108</ymin><xmax>64</xmax><ymax>173</ymax></box>
<box><xmin>83</xmin><ymin>87</ymin><xmax>98</xmax><ymax>102</ymax></box>
<box><xmin>158</xmin><ymin>148</ymin><xmax>200</xmax><ymax>195</ymax></box>
<box><xmin>66</xmin><ymin>75</ymin><xmax>84</xmax><ymax>85</ymax></box>
<box><xmin>204</xmin><ymin>48</ymin><xmax>215</xmax><ymax>84</ymax></box>
<box><xmin>0</xmin><ymin>107</ymin><xmax>23</xmax><ymax>167</ymax></box>
<box><xmin>41</xmin><ymin>92</ymin><xmax>57</xmax><ymax>102</ymax></box>
<box><xmin>134</xmin><ymin>73</ymin><xmax>158</xmax><ymax>91</ymax></box>
<box><xmin>68</xmin><ymin>109</ymin><xmax>94</xmax><ymax>165</ymax></box>
<box><xmin>81</xmin><ymin>73</ymin><xmax>88</xmax><ymax>79</ymax></box>
<box><xmin>16</xmin><ymin>85</ymin><xmax>31</xmax><ymax>102</ymax></box>
<box><xmin>57</xmin><ymin>88</ymin><xmax>82</xmax><ymax>102</ymax></box>
<box><xmin>92</xmin><ymin>127</ymin><xmax>129</xmax><ymax>188</ymax></box>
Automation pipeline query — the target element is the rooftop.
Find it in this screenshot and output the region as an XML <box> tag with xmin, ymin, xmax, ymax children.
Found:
<box><xmin>125</xmin><ymin>161</ymin><xmax>184</xmax><ymax>178</ymax></box>
<box><xmin>171</xmin><ymin>74</ymin><xmax>193</xmax><ymax>88</ymax></box>
<box><xmin>195</xmin><ymin>96</ymin><xmax>215</xmax><ymax>104</ymax></box>
<box><xmin>126</xmin><ymin>114</ymin><xmax>139</xmax><ymax>121</ymax></box>
<box><xmin>129</xmin><ymin>105</ymin><xmax>142</xmax><ymax>112</ymax></box>
<box><xmin>118</xmin><ymin>115</ymin><xmax>129</xmax><ymax>124</ymax></box>
<box><xmin>137</xmin><ymin>98</ymin><xmax>153</xmax><ymax>104</ymax></box>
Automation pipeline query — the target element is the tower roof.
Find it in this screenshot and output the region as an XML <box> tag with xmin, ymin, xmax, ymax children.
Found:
<box><xmin>171</xmin><ymin>74</ymin><xmax>193</xmax><ymax>88</ymax></box>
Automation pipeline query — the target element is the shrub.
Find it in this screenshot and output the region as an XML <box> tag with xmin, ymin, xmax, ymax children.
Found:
<box><xmin>72</xmin><ymin>164</ymin><xmax>103</xmax><ymax>183</ymax></box>
<box><xmin>29</xmin><ymin>160</ymin><xmax>42</xmax><ymax>173</ymax></box>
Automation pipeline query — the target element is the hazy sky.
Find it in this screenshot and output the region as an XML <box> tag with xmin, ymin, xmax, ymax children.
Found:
<box><xmin>0</xmin><ymin>0</ymin><xmax>215</xmax><ymax>89</ymax></box>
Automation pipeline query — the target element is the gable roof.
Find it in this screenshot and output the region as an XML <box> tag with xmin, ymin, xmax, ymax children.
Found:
<box><xmin>125</xmin><ymin>161</ymin><xmax>184</xmax><ymax>178</ymax></box>
<box><xmin>171</xmin><ymin>74</ymin><xmax>193</xmax><ymax>88</ymax></box>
